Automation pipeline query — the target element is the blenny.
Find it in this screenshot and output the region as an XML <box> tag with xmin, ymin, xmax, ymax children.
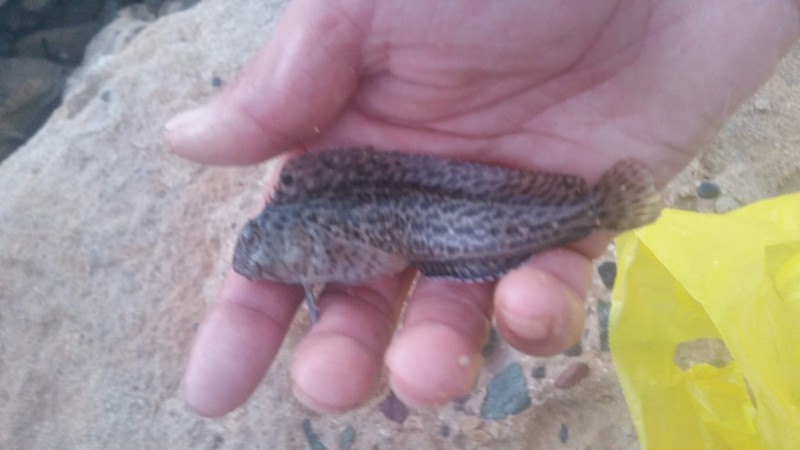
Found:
<box><xmin>233</xmin><ymin>148</ymin><xmax>662</xmax><ymax>321</ymax></box>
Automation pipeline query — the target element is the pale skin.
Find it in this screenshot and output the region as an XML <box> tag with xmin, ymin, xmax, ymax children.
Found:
<box><xmin>165</xmin><ymin>0</ymin><xmax>800</xmax><ymax>416</ymax></box>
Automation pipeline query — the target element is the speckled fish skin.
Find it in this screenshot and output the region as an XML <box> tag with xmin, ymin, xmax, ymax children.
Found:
<box><xmin>233</xmin><ymin>148</ymin><xmax>663</xmax><ymax>291</ymax></box>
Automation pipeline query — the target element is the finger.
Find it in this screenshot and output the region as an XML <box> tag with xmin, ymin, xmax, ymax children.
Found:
<box><xmin>494</xmin><ymin>248</ymin><xmax>590</xmax><ymax>356</ymax></box>
<box><xmin>183</xmin><ymin>271</ymin><xmax>303</xmax><ymax>417</ymax></box>
<box><xmin>386</xmin><ymin>278</ymin><xmax>494</xmax><ymax>407</ymax></box>
<box><xmin>165</xmin><ymin>0</ymin><xmax>367</xmax><ymax>165</ymax></box>
<box><xmin>290</xmin><ymin>270</ymin><xmax>416</xmax><ymax>413</ymax></box>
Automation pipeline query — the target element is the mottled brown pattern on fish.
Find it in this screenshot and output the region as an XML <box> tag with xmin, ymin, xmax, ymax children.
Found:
<box><xmin>233</xmin><ymin>148</ymin><xmax>662</xmax><ymax>287</ymax></box>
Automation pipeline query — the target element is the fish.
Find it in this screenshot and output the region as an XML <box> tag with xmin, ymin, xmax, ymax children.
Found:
<box><xmin>232</xmin><ymin>147</ymin><xmax>663</xmax><ymax>321</ymax></box>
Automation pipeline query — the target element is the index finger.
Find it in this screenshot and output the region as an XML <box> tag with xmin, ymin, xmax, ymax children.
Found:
<box><xmin>183</xmin><ymin>271</ymin><xmax>303</xmax><ymax>417</ymax></box>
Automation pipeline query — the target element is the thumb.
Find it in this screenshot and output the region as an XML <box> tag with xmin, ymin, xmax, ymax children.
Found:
<box><xmin>165</xmin><ymin>0</ymin><xmax>366</xmax><ymax>165</ymax></box>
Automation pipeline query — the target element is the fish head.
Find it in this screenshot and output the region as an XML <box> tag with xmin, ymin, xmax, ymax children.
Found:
<box><xmin>232</xmin><ymin>209</ymin><xmax>314</xmax><ymax>283</ymax></box>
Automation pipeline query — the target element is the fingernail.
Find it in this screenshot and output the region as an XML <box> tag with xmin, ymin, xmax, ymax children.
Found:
<box><xmin>165</xmin><ymin>107</ymin><xmax>207</xmax><ymax>133</ymax></box>
<box><xmin>505</xmin><ymin>315</ymin><xmax>552</xmax><ymax>342</ymax></box>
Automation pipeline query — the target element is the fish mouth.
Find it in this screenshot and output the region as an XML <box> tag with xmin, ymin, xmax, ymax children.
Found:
<box><xmin>232</xmin><ymin>221</ymin><xmax>262</xmax><ymax>279</ymax></box>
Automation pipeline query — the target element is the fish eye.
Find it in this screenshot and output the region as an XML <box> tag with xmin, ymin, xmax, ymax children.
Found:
<box><xmin>281</xmin><ymin>174</ymin><xmax>294</xmax><ymax>186</ymax></box>
<box><xmin>241</xmin><ymin>223</ymin><xmax>259</xmax><ymax>244</ymax></box>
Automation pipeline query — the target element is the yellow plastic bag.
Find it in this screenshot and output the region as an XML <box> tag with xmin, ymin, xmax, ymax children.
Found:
<box><xmin>612</xmin><ymin>193</ymin><xmax>800</xmax><ymax>450</ymax></box>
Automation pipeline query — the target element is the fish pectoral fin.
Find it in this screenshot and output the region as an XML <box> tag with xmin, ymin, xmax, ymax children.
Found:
<box><xmin>412</xmin><ymin>253</ymin><xmax>531</xmax><ymax>282</ymax></box>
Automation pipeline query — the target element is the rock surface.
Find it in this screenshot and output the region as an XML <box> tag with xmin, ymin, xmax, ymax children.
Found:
<box><xmin>0</xmin><ymin>57</ymin><xmax>68</xmax><ymax>161</ymax></box>
<box><xmin>0</xmin><ymin>1</ymin><xmax>798</xmax><ymax>449</ymax></box>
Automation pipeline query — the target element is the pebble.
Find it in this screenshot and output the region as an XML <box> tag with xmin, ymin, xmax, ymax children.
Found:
<box><xmin>597</xmin><ymin>301</ymin><xmax>611</xmax><ymax>352</ymax></box>
<box><xmin>531</xmin><ymin>365</ymin><xmax>547</xmax><ymax>379</ymax></box>
<box><xmin>338</xmin><ymin>426</ymin><xmax>355</xmax><ymax>450</ymax></box>
<box><xmin>753</xmin><ymin>98</ymin><xmax>771</xmax><ymax>112</ymax></box>
<box><xmin>301</xmin><ymin>419</ymin><xmax>327</xmax><ymax>450</ymax></box>
<box><xmin>439</xmin><ymin>424</ymin><xmax>450</xmax><ymax>438</ymax></box>
<box><xmin>597</xmin><ymin>261</ymin><xmax>617</xmax><ymax>289</ymax></box>
<box><xmin>379</xmin><ymin>391</ymin><xmax>409</xmax><ymax>424</ymax></box>
<box><xmin>211</xmin><ymin>75</ymin><xmax>223</xmax><ymax>87</ymax></box>
<box><xmin>464</xmin><ymin>429</ymin><xmax>492</xmax><ymax>445</ymax></box>
<box><xmin>696</xmin><ymin>181</ymin><xmax>721</xmax><ymax>199</ymax></box>
<box><xmin>459</xmin><ymin>415</ymin><xmax>482</xmax><ymax>432</ymax></box>
<box><xmin>480</xmin><ymin>363</ymin><xmax>531</xmax><ymax>420</ymax></box>
<box><xmin>559</xmin><ymin>423</ymin><xmax>569</xmax><ymax>444</ymax></box>
<box><xmin>554</xmin><ymin>362</ymin><xmax>590</xmax><ymax>390</ymax></box>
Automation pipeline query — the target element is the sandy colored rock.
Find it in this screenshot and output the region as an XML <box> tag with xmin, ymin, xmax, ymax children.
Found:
<box><xmin>0</xmin><ymin>1</ymin><xmax>798</xmax><ymax>449</ymax></box>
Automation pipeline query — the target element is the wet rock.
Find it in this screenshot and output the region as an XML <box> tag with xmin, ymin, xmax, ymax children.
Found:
<box><xmin>379</xmin><ymin>391</ymin><xmax>409</xmax><ymax>424</ymax></box>
<box><xmin>696</xmin><ymin>181</ymin><xmax>721</xmax><ymax>199</ymax></box>
<box><xmin>0</xmin><ymin>57</ymin><xmax>67</xmax><ymax>161</ymax></box>
<box><xmin>15</xmin><ymin>22</ymin><xmax>100</xmax><ymax>64</ymax></box>
<box><xmin>480</xmin><ymin>363</ymin><xmax>531</xmax><ymax>420</ymax></box>
<box><xmin>338</xmin><ymin>426</ymin><xmax>355</xmax><ymax>450</ymax></box>
<box><xmin>531</xmin><ymin>365</ymin><xmax>546</xmax><ymax>379</ymax></box>
<box><xmin>554</xmin><ymin>362</ymin><xmax>590</xmax><ymax>390</ymax></box>
<box><xmin>597</xmin><ymin>301</ymin><xmax>611</xmax><ymax>352</ymax></box>
<box><xmin>301</xmin><ymin>419</ymin><xmax>327</xmax><ymax>450</ymax></box>
<box><xmin>597</xmin><ymin>261</ymin><xmax>617</xmax><ymax>289</ymax></box>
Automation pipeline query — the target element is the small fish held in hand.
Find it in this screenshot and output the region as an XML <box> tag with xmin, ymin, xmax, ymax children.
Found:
<box><xmin>233</xmin><ymin>148</ymin><xmax>663</xmax><ymax>321</ymax></box>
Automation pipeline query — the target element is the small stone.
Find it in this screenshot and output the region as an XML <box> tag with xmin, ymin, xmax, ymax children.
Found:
<box><xmin>459</xmin><ymin>416</ymin><xmax>482</xmax><ymax>432</ymax></box>
<box><xmin>531</xmin><ymin>365</ymin><xmax>546</xmax><ymax>379</ymax></box>
<box><xmin>439</xmin><ymin>424</ymin><xmax>450</xmax><ymax>438</ymax></box>
<box><xmin>753</xmin><ymin>98</ymin><xmax>771</xmax><ymax>112</ymax></box>
<box><xmin>465</xmin><ymin>429</ymin><xmax>492</xmax><ymax>445</ymax></box>
<box><xmin>597</xmin><ymin>261</ymin><xmax>617</xmax><ymax>289</ymax></box>
<box><xmin>563</xmin><ymin>340</ymin><xmax>582</xmax><ymax>357</ymax></box>
<box><xmin>597</xmin><ymin>301</ymin><xmax>611</xmax><ymax>352</ymax></box>
<box><xmin>554</xmin><ymin>362</ymin><xmax>590</xmax><ymax>390</ymax></box>
<box><xmin>301</xmin><ymin>419</ymin><xmax>327</xmax><ymax>450</ymax></box>
<box><xmin>100</xmin><ymin>90</ymin><xmax>112</xmax><ymax>102</ymax></box>
<box><xmin>480</xmin><ymin>363</ymin><xmax>531</xmax><ymax>420</ymax></box>
<box><xmin>379</xmin><ymin>391</ymin><xmax>409</xmax><ymax>424</ymax></box>
<box><xmin>696</xmin><ymin>181</ymin><xmax>721</xmax><ymax>199</ymax></box>
<box><xmin>338</xmin><ymin>426</ymin><xmax>355</xmax><ymax>450</ymax></box>
<box><xmin>559</xmin><ymin>423</ymin><xmax>569</xmax><ymax>444</ymax></box>
<box><xmin>211</xmin><ymin>75</ymin><xmax>223</xmax><ymax>87</ymax></box>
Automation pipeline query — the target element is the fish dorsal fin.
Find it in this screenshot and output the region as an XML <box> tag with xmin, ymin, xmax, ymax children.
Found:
<box><xmin>413</xmin><ymin>253</ymin><xmax>532</xmax><ymax>282</ymax></box>
<box><xmin>271</xmin><ymin>148</ymin><xmax>589</xmax><ymax>205</ymax></box>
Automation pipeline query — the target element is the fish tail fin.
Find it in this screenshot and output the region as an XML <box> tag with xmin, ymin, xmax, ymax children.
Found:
<box><xmin>591</xmin><ymin>159</ymin><xmax>663</xmax><ymax>231</ymax></box>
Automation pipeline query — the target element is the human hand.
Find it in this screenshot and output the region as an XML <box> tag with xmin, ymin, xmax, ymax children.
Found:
<box><xmin>165</xmin><ymin>0</ymin><xmax>800</xmax><ymax>416</ymax></box>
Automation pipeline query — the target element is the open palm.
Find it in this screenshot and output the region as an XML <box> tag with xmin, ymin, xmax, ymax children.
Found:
<box><xmin>166</xmin><ymin>0</ymin><xmax>799</xmax><ymax>416</ymax></box>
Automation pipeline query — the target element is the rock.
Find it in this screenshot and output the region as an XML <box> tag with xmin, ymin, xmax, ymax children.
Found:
<box><xmin>531</xmin><ymin>365</ymin><xmax>547</xmax><ymax>379</ymax></box>
<box><xmin>21</xmin><ymin>0</ymin><xmax>51</xmax><ymax>12</ymax></box>
<box><xmin>597</xmin><ymin>261</ymin><xmax>617</xmax><ymax>289</ymax></box>
<box><xmin>0</xmin><ymin>26</ymin><xmax>14</xmax><ymax>56</ymax></box>
<box><xmin>15</xmin><ymin>23</ymin><xmax>101</xmax><ymax>65</ymax></box>
<box><xmin>480</xmin><ymin>363</ymin><xmax>531</xmax><ymax>420</ymax></box>
<box><xmin>559</xmin><ymin>424</ymin><xmax>569</xmax><ymax>444</ymax></box>
<box><xmin>302</xmin><ymin>419</ymin><xmax>327</xmax><ymax>450</ymax></box>
<box><xmin>338</xmin><ymin>426</ymin><xmax>356</xmax><ymax>450</ymax></box>
<box><xmin>696</xmin><ymin>181</ymin><xmax>721</xmax><ymax>199</ymax></box>
<box><xmin>554</xmin><ymin>362</ymin><xmax>591</xmax><ymax>390</ymax></box>
<box><xmin>597</xmin><ymin>301</ymin><xmax>611</xmax><ymax>352</ymax></box>
<box><xmin>753</xmin><ymin>98</ymin><xmax>771</xmax><ymax>112</ymax></box>
<box><xmin>379</xmin><ymin>391</ymin><xmax>410</xmax><ymax>424</ymax></box>
<box><xmin>0</xmin><ymin>57</ymin><xmax>68</xmax><ymax>161</ymax></box>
